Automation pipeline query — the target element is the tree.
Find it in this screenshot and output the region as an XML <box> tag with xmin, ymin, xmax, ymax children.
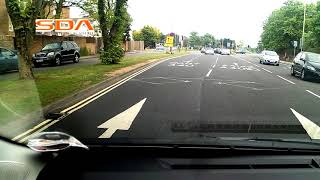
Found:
<box><xmin>200</xmin><ymin>33</ymin><xmax>215</xmax><ymax>47</ymax></box>
<box><xmin>5</xmin><ymin>0</ymin><xmax>43</xmax><ymax>79</ymax></box>
<box><xmin>132</xmin><ymin>25</ymin><xmax>162</xmax><ymax>48</ymax></box>
<box><xmin>188</xmin><ymin>31</ymin><xmax>201</xmax><ymax>48</ymax></box>
<box><xmin>98</xmin><ymin>0</ymin><xmax>129</xmax><ymax>64</ymax></box>
<box><xmin>261</xmin><ymin>0</ymin><xmax>315</xmax><ymax>54</ymax></box>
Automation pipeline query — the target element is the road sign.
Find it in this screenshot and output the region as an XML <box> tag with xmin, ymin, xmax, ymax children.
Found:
<box><xmin>165</xmin><ymin>36</ymin><xmax>174</xmax><ymax>47</ymax></box>
<box><xmin>293</xmin><ymin>41</ymin><xmax>298</xmax><ymax>48</ymax></box>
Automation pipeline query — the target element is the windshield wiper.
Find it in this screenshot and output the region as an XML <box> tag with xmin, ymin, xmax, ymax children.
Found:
<box><xmin>198</xmin><ymin>134</ymin><xmax>320</xmax><ymax>150</ymax></box>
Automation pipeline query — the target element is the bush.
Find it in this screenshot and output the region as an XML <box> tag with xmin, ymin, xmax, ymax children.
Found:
<box><xmin>80</xmin><ymin>47</ymin><xmax>89</xmax><ymax>56</ymax></box>
<box><xmin>100</xmin><ymin>44</ymin><xmax>124</xmax><ymax>64</ymax></box>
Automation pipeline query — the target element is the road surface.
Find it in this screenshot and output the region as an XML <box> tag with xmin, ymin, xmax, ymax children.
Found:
<box><xmin>16</xmin><ymin>53</ymin><xmax>320</xmax><ymax>143</ymax></box>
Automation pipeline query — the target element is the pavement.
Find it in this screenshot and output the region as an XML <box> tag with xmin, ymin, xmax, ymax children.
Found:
<box><xmin>13</xmin><ymin>53</ymin><xmax>320</xmax><ymax>143</ymax></box>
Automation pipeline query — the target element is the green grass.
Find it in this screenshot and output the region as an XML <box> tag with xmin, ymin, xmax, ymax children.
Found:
<box><xmin>0</xmin><ymin>51</ymin><xmax>189</xmax><ymax>126</ymax></box>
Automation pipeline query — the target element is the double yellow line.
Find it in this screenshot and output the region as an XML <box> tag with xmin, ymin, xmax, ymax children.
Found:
<box><xmin>12</xmin><ymin>54</ymin><xmax>190</xmax><ymax>143</ymax></box>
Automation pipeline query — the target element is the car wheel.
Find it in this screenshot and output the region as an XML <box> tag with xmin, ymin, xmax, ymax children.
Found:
<box><xmin>276</xmin><ymin>63</ymin><xmax>279</xmax><ymax>66</ymax></box>
<box><xmin>301</xmin><ymin>69</ymin><xmax>307</xmax><ymax>80</ymax></box>
<box><xmin>291</xmin><ymin>66</ymin><xmax>295</xmax><ymax>76</ymax></box>
<box><xmin>73</xmin><ymin>54</ymin><xmax>80</xmax><ymax>63</ymax></box>
<box><xmin>54</xmin><ymin>56</ymin><xmax>61</xmax><ymax>66</ymax></box>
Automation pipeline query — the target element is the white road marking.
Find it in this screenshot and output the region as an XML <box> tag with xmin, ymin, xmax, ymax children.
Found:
<box><xmin>291</xmin><ymin>108</ymin><xmax>320</xmax><ymax>139</ymax></box>
<box><xmin>14</xmin><ymin>55</ymin><xmax>190</xmax><ymax>141</ymax></box>
<box><xmin>206</xmin><ymin>69</ymin><xmax>213</xmax><ymax>77</ymax></box>
<box><xmin>98</xmin><ymin>98</ymin><xmax>147</xmax><ymax>138</ymax></box>
<box><xmin>18</xmin><ymin>120</ymin><xmax>59</xmax><ymax>143</ymax></box>
<box><xmin>306</xmin><ymin>90</ymin><xmax>320</xmax><ymax>99</ymax></box>
<box><xmin>12</xmin><ymin>119</ymin><xmax>52</xmax><ymax>141</ymax></box>
<box><xmin>61</xmin><ymin>55</ymin><xmax>187</xmax><ymax>114</ymax></box>
<box><xmin>211</xmin><ymin>56</ymin><xmax>219</xmax><ymax>68</ymax></box>
<box><xmin>277</xmin><ymin>75</ymin><xmax>295</xmax><ymax>84</ymax></box>
<box><xmin>261</xmin><ymin>67</ymin><xmax>273</xmax><ymax>73</ymax></box>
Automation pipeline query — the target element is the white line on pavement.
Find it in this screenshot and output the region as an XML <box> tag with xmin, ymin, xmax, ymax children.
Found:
<box><xmin>61</xmin><ymin>54</ymin><xmax>188</xmax><ymax>114</ymax></box>
<box><xmin>306</xmin><ymin>90</ymin><xmax>320</xmax><ymax>99</ymax></box>
<box><xmin>277</xmin><ymin>75</ymin><xmax>296</xmax><ymax>84</ymax></box>
<box><xmin>206</xmin><ymin>69</ymin><xmax>213</xmax><ymax>77</ymax></box>
<box><xmin>14</xmin><ymin>54</ymin><xmax>191</xmax><ymax>141</ymax></box>
<box><xmin>261</xmin><ymin>67</ymin><xmax>273</xmax><ymax>74</ymax></box>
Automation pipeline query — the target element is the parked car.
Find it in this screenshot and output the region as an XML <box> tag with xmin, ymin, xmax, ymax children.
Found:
<box><xmin>205</xmin><ymin>48</ymin><xmax>215</xmax><ymax>55</ymax></box>
<box><xmin>291</xmin><ymin>52</ymin><xmax>320</xmax><ymax>81</ymax></box>
<box><xmin>221</xmin><ymin>49</ymin><xmax>231</xmax><ymax>55</ymax></box>
<box><xmin>200</xmin><ymin>48</ymin><xmax>206</xmax><ymax>53</ymax></box>
<box><xmin>214</xmin><ymin>48</ymin><xmax>222</xmax><ymax>54</ymax></box>
<box><xmin>32</xmin><ymin>41</ymin><xmax>80</xmax><ymax>67</ymax></box>
<box><xmin>0</xmin><ymin>47</ymin><xmax>18</xmax><ymax>73</ymax></box>
<box><xmin>259</xmin><ymin>50</ymin><xmax>279</xmax><ymax>66</ymax></box>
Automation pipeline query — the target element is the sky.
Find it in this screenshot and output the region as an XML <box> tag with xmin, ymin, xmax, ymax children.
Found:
<box><xmin>71</xmin><ymin>0</ymin><xmax>316</xmax><ymax>48</ymax></box>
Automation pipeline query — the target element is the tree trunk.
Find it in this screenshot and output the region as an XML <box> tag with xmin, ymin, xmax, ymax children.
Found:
<box><xmin>15</xmin><ymin>30</ymin><xmax>34</xmax><ymax>79</ymax></box>
<box><xmin>98</xmin><ymin>0</ymin><xmax>109</xmax><ymax>51</ymax></box>
<box><xmin>55</xmin><ymin>0</ymin><xmax>64</xmax><ymax>19</ymax></box>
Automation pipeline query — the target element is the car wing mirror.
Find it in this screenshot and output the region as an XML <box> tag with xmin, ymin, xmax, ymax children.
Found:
<box><xmin>27</xmin><ymin>132</ymin><xmax>88</xmax><ymax>152</ymax></box>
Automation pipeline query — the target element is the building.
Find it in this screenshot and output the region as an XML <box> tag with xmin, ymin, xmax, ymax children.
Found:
<box><xmin>0</xmin><ymin>0</ymin><xmax>14</xmax><ymax>48</ymax></box>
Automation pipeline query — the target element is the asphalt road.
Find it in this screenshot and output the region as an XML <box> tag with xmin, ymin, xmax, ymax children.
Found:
<box><xmin>33</xmin><ymin>53</ymin><xmax>320</xmax><ymax>143</ymax></box>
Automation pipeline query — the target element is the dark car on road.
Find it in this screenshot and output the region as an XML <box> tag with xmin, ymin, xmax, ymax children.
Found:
<box><xmin>32</xmin><ymin>41</ymin><xmax>80</xmax><ymax>67</ymax></box>
<box><xmin>291</xmin><ymin>52</ymin><xmax>320</xmax><ymax>81</ymax></box>
<box><xmin>0</xmin><ymin>47</ymin><xmax>18</xmax><ymax>73</ymax></box>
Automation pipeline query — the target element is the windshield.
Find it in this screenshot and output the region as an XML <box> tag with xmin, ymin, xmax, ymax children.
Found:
<box><xmin>1</xmin><ymin>0</ymin><xmax>320</xmax><ymax>150</ymax></box>
<box><xmin>307</xmin><ymin>53</ymin><xmax>320</xmax><ymax>63</ymax></box>
<box><xmin>265</xmin><ymin>51</ymin><xmax>278</xmax><ymax>56</ymax></box>
<box><xmin>42</xmin><ymin>43</ymin><xmax>61</xmax><ymax>50</ymax></box>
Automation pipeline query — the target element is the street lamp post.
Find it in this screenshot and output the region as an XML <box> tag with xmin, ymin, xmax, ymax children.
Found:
<box><xmin>301</xmin><ymin>1</ymin><xmax>307</xmax><ymax>52</ymax></box>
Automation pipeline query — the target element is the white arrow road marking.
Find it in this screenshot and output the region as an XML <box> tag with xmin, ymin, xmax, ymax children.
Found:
<box><xmin>98</xmin><ymin>98</ymin><xmax>147</xmax><ymax>138</ymax></box>
<box><xmin>290</xmin><ymin>108</ymin><xmax>320</xmax><ymax>139</ymax></box>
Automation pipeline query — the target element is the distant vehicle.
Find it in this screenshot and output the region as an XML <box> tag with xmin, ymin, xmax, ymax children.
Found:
<box><xmin>259</xmin><ymin>50</ymin><xmax>279</xmax><ymax>66</ymax></box>
<box><xmin>214</xmin><ymin>48</ymin><xmax>221</xmax><ymax>54</ymax></box>
<box><xmin>221</xmin><ymin>49</ymin><xmax>231</xmax><ymax>55</ymax></box>
<box><xmin>291</xmin><ymin>52</ymin><xmax>320</xmax><ymax>81</ymax></box>
<box><xmin>32</xmin><ymin>41</ymin><xmax>80</xmax><ymax>67</ymax></box>
<box><xmin>236</xmin><ymin>50</ymin><xmax>246</xmax><ymax>54</ymax></box>
<box><xmin>200</xmin><ymin>48</ymin><xmax>206</xmax><ymax>53</ymax></box>
<box><xmin>156</xmin><ymin>46</ymin><xmax>166</xmax><ymax>51</ymax></box>
<box><xmin>0</xmin><ymin>47</ymin><xmax>18</xmax><ymax>73</ymax></box>
<box><xmin>205</xmin><ymin>48</ymin><xmax>215</xmax><ymax>55</ymax></box>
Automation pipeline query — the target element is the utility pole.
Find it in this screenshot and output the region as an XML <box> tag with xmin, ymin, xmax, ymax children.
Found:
<box><xmin>301</xmin><ymin>1</ymin><xmax>306</xmax><ymax>52</ymax></box>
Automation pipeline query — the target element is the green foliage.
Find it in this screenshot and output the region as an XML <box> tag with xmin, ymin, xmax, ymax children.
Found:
<box><xmin>261</xmin><ymin>0</ymin><xmax>317</xmax><ymax>54</ymax></box>
<box><xmin>100</xmin><ymin>44</ymin><xmax>124</xmax><ymax>64</ymax></box>
<box><xmin>80</xmin><ymin>47</ymin><xmax>89</xmax><ymax>56</ymax></box>
<box><xmin>132</xmin><ymin>25</ymin><xmax>162</xmax><ymax>48</ymax></box>
<box><xmin>97</xmin><ymin>0</ymin><xmax>129</xmax><ymax>64</ymax></box>
<box><xmin>189</xmin><ymin>32</ymin><xmax>216</xmax><ymax>48</ymax></box>
<box><xmin>188</xmin><ymin>32</ymin><xmax>201</xmax><ymax>48</ymax></box>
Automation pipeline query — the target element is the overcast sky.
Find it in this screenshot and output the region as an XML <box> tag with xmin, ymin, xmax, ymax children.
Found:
<box><xmin>72</xmin><ymin>0</ymin><xmax>315</xmax><ymax>47</ymax></box>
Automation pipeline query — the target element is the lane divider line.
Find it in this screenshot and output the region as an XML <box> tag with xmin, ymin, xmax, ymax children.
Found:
<box><xmin>277</xmin><ymin>75</ymin><xmax>296</xmax><ymax>84</ymax></box>
<box><xmin>306</xmin><ymin>90</ymin><xmax>320</xmax><ymax>99</ymax></box>
<box><xmin>261</xmin><ymin>67</ymin><xmax>273</xmax><ymax>74</ymax></box>
<box><xmin>11</xmin><ymin>119</ymin><xmax>52</xmax><ymax>141</ymax></box>
<box><xmin>206</xmin><ymin>69</ymin><xmax>213</xmax><ymax>77</ymax></box>
<box><xmin>13</xmin><ymin>54</ymin><xmax>191</xmax><ymax>142</ymax></box>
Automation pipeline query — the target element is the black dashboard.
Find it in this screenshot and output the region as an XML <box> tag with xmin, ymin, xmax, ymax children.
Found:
<box><xmin>2</xmin><ymin>139</ymin><xmax>320</xmax><ymax>180</ymax></box>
